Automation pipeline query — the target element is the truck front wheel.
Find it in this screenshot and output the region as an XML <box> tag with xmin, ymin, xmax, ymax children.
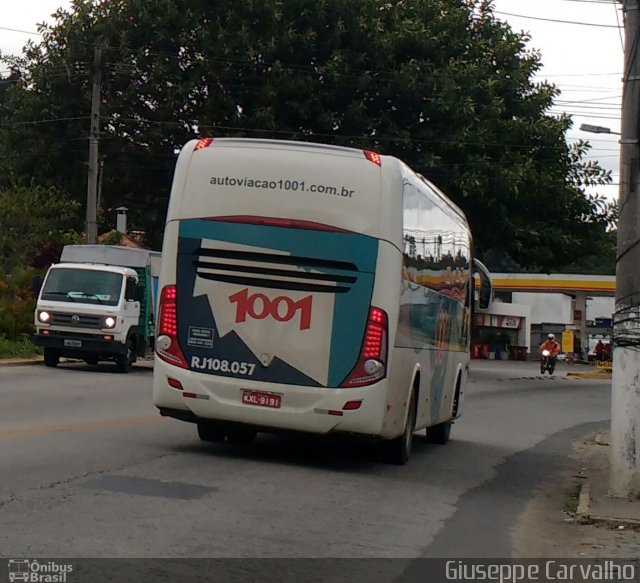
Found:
<box><xmin>44</xmin><ymin>348</ymin><xmax>60</xmax><ymax>368</ymax></box>
<box><xmin>116</xmin><ymin>340</ymin><xmax>135</xmax><ymax>373</ymax></box>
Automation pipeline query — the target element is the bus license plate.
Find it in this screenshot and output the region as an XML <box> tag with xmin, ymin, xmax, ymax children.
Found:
<box><xmin>242</xmin><ymin>391</ymin><xmax>281</xmax><ymax>409</ymax></box>
<box><xmin>64</xmin><ymin>339</ymin><xmax>82</xmax><ymax>348</ymax></box>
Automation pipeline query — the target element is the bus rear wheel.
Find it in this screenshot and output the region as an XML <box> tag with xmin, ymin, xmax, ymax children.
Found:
<box><xmin>197</xmin><ymin>421</ymin><xmax>226</xmax><ymax>443</ymax></box>
<box><xmin>427</xmin><ymin>421</ymin><xmax>452</xmax><ymax>445</ymax></box>
<box><xmin>226</xmin><ymin>428</ymin><xmax>257</xmax><ymax>445</ymax></box>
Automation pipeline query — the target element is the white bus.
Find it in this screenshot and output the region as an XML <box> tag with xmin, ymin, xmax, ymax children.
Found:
<box><xmin>153</xmin><ymin>138</ymin><xmax>475</xmax><ymax>464</ymax></box>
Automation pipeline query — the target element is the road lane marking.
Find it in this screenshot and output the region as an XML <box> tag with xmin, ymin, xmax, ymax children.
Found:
<box><xmin>0</xmin><ymin>415</ymin><xmax>168</xmax><ymax>440</ymax></box>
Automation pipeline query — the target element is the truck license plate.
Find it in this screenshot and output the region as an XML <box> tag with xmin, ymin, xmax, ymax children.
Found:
<box><xmin>242</xmin><ymin>391</ymin><xmax>281</xmax><ymax>409</ymax></box>
<box><xmin>64</xmin><ymin>339</ymin><xmax>82</xmax><ymax>348</ymax></box>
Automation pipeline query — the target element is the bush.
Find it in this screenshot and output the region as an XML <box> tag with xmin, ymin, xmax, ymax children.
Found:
<box><xmin>0</xmin><ymin>184</ymin><xmax>81</xmax><ymax>274</ymax></box>
<box><xmin>0</xmin><ymin>338</ymin><xmax>41</xmax><ymax>358</ymax></box>
<box><xmin>0</xmin><ymin>266</ymin><xmax>40</xmax><ymax>341</ymax></box>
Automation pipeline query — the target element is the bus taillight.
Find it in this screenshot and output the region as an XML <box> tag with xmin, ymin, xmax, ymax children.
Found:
<box><xmin>194</xmin><ymin>138</ymin><xmax>214</xmax><ymax>151</ymax></box>
<box><xmin>156</xmin><ymin>285</ymin><xmax>188</xmax><ymax>369</ymax></box>
<box><xmin>363</xmin><ymin>150</ymin><xmax>382</xmax><ymax>166</ymax></box>
<box><xmin>340</xmin><ymin>307</ymin><xmax>388</xmax><ymax>387</ymax></box>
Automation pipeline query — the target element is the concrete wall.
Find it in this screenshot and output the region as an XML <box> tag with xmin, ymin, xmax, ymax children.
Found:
<box><xmin>587</xmin><ymin>296</ymin><xmax>615</xmax><ymax>321</ymax></box>
<box><xmin>512</xmin><ymin>292</ymin><xmax>572</xmax><ymax>325</ymax></box>
<box><xmin>511</xmin><ymin>292</ymin><xmax>614</xmax><ymax>324</ymax></box>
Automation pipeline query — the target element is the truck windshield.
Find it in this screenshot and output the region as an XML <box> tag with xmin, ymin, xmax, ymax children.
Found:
<box><xmin>41</xmin><ymin>268</ymin><xmax>123</xmax><ymax>306</ymax></box>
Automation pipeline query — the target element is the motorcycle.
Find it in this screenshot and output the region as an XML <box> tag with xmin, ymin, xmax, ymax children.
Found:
<box><xmin>540</xmin><ymin>349</ymin><xmax>556</xmax><ymax>375</ymax></box>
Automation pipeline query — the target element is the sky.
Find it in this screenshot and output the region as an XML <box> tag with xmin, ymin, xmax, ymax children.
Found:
<box><xmin>0</xmin><ymin>0</ymin><xmax>623</xmax><ymax>202</ymax></box>
<box><xmin>492</xmin><ymin>0</ymin><xmax>623</xmax><ymax>202</ymax></box>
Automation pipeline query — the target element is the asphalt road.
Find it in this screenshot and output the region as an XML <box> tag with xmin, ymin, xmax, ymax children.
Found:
<box><xmin>0</xmin><ymin>359</ymin><xmax>610</xmax><ymax>565</ymax></box>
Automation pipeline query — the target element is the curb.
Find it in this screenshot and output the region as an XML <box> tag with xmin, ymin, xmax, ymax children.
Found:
<box><xmin>576</xmin><ymin>484</ymin><xmax>591</xmax><ymax>521</ymax></box>
<box><xmin>575</xmin><ymin>483</ymin><xmax>640</xmax><ymax>529</ymax></box>
<box><xmin>0</xmin><ymin>358</ymin><xmax>43</xmax><ymax>368</ymax></box>
<box><xmin>566</xmin><ymin>372</ymin><xmax>612</xmax><ymax>380</ymax></box>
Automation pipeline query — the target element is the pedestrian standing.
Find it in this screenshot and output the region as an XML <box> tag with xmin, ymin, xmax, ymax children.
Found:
<box><xmin>595</xmin><ymin>340</ymin><xmax>604</xmax><ymax>361</ymax></box>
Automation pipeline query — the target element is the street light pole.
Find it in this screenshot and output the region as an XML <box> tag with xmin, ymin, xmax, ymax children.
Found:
<box><xmin>610</xmin><ymin>0</ymin><xmax>640</xmax><ymax>499</ymax></box>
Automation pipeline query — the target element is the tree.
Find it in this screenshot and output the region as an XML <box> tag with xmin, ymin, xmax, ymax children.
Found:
<box><xmin>0</xmin><ymin>184</ymin><xmax>81</xmax><ymax>274</ymax></box>
<box><xmin>0</xmin><ymin>0</ymin><xmax>614</xmax><ymax>267</ymax></box>
<box><xmin>0</xmin><ymin>66</ymin><xmax>21</xmax><ymax>99</ymax></box>
<box><xmin>556</xmin><ymin>229</ymin><xmax>617</xmax><ymax>275</ymax></box>
<box><xmin>0</xmin><ymin>265</ymin><xmax>39</xmax><ymax>340</ymax></box>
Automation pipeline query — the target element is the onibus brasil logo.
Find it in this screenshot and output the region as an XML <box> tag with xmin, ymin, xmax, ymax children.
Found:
<box><xmin>7</xmin><ymin>560</ymin><xmax>73</xmax><ymax>583</ymax></box>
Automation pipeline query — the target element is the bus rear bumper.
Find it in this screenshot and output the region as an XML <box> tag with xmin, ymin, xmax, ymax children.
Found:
<box><xmin>153</xmin><ymin>361</ymin><xmax>394</xmax><ymax>438</ymax></box>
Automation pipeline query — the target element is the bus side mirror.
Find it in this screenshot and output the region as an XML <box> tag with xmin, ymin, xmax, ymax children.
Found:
<box><xmin>473</xmin><ymin>258</ymin><xmax>493</xmax><ymax>310</ymax></box>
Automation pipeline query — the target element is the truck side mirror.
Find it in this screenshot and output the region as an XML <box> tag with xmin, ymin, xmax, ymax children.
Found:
<box><xmin>134</xmin><ymin>283</ymin><xmax>145</xmax><ymax>302</ymax></box>
<box><xmin>125</xmin><ymin>279</ymin><xmax>139</xmax><ymax>302</ymax></box>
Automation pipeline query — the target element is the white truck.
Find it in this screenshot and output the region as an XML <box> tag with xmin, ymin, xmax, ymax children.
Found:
<box><xmin>33</xmin><ymin>245</ymin><xmax>161</xmax><ymax>372</ymax></box>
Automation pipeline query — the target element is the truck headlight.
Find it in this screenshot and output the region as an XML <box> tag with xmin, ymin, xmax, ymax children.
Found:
<box><xmin>38</xmin><ymin>311</ymin><xmax>51</xmax><ymax>323</ymax></box>
<box><xmin>104</xmin><ymin>316</ymin><xmax>116</xmax><ymax>329</ymax></box>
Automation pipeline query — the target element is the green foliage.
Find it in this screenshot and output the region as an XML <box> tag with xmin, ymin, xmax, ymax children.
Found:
<box><xmin>0</xmin><ymin>184</ymin><xmax>81</xmax><ymax>274</ymax></box>
<box><xmin>0</xmin><ymin>0</ymin><xmax>615</xmax><ymax>268</ymax></box>
<box><xmin>556</xmin><ymin>229</ymin><xmax>617</xmax><ymax>275</ymax></box>
<box><xmin>482</xmin><ymin>227</ymin><xmax>617</xmax><ymax>275</ymax></box>
<box><xmin>0</xmin><ymin>338</ymin><xmax>41</xmax><ymax>359</ymax></box>
<box><xmin>0</xmin><ymin>266</ymin><xmax>38</xmax><ymax>341</ymax></box>
<box><xmin>101</xmin><ymin>230</ymin><xmax>124</xmax><ymax>245</ymax></box>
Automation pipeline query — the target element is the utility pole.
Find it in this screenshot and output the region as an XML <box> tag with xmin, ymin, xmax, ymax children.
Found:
<box><xmin>86</xmin><ymin>43</ymin><xmax>102</xmax><ymax>245</ymax></box>
<box><xmin>610</xmin><ymin>0</ymin><xmax>640</xmax><ymax>499</ymax></box>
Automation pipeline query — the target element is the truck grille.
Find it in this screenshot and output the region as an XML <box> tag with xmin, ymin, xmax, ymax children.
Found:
<box><xmin>51</xmin><ymin>312</ymin><xmax>103</xmax><ymax>329</ymax></box>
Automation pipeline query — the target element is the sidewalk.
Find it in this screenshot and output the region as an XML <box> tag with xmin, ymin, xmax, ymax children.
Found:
<box><xmin>575</xmin><ymin>432</ymin><xmax>640</xmax><ymax>528</ymax></box>
<box><xmin>515</xmin><ymin>431</ymin><xmax>640</xmax><ymax>558</ymax></box>
<box><xmin>469</xmin><ymin>358</ymin><xmax>610</xmax><ymax>380</ymax></box>
<box><xmin>0</xmin><ymin>357</ymin><xmax>43</xmax><ymax>367</ymax></box>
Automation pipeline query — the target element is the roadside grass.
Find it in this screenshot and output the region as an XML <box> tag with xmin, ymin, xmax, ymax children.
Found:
<box><xmin>0</xmin><ymin>338</ymin><xmax>42</xmax><ymax>359</ymax></box>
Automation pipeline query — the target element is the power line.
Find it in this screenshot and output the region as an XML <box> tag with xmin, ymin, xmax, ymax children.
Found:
<box><xmin>3</xmin><ymin>14</ymin><xmax>621</xmax><ymax>87</ymax></box>
<box><xmin>0</xmin><ymin>25</ymin><xmax>42</xmax><ymax>36</ymax></box>
<box><xmin>0</xmin><ymin>110</ymin><xmax>621</xmax><ymax>151</ymax></box>
<box><xmin>567</xmin><ymin>134</ymin><xmax>621</xmax><ymax>142</ymax></box>
<box><xmin>556</xmin><ymin>102</ymin><xmax>621</xmax><ymax>109</ymax></box>
<box><xmin>557</xmin><ymin>94</ymin><xmax>622</xmax><ymax>103</ymax></box>
<box><xmin>0</xmin><ymin>22</ymin><xmax>625</xmax><ymax>94</ymax></box>
<box><xmin>0</xmin><ymin>116</ymin><xmax>90</xmax><ymax>127</ymax></box>
<box><xmin>494</xmin><ymin>10</ymin><xmax>622</xmax><ymax>27</ymax></box>
<box><xmin>560</xmin><ymin>84</ymin><xmax>622</xmax><ymax>91</ymax></box>
<box><xmin>0</xmin><ymin>71</ymin><xmax>621</xmax><ymax>99</ymax></box>
<box><xmin>559</xmin><ymin>0</ymin><xmax>622</xmax><ymax>3</ymax></box>
<box><xmin>556</xmin><ymin>106</ymin><xmax>621</xmax><ymax>114</ymax></box>
<box><xmin>543</xmin><ymin>72</ymin><xmax>621</xmax><ymax>77</ymax></box>
<box><xmin>551</xmin><ymin>111</ymin><xmax>622</xmax><ymax>120</ymax></box>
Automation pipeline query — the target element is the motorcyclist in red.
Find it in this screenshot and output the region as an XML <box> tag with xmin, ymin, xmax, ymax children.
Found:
<box><xmin>540</xmin><ymin>333</ymin><xmax>561</xmax><ymax>369</ymax></box>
